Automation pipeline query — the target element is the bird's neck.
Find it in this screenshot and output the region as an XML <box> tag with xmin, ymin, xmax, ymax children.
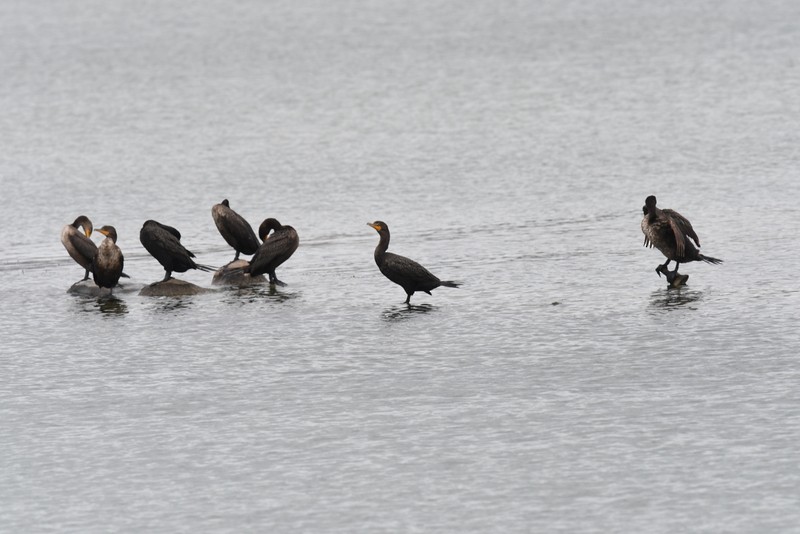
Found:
<box><xmin>374</xmin><ymin>233</ymin><xmax>389</xmax><ymax>260</ymax></box>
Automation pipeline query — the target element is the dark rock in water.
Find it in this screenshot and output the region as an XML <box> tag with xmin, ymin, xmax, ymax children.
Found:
<box><xmin>67</xmin><ymin>279</ymin><xmax>140</xmax><ymax>296</ymax></box>
<box><xmin>212</xmin><ymin>260</ymin><xmax>267</xmax><ymax>286</ymax></box>
<box><xmin>657</xmin><ymin>265</ymin><xmax>689</xmax><ymax>288</ymax></box>
<box><xmin>67</xmin><ymin>279</ymin><xmax>105</xmax><ymax>296</ymax></box>
<box><xmin>139</xmin><ymin>278</ymin><xmax>211</xmax><ymax>296</ymax></box>
<box><xmin>667</xmin><ymin>272</ymin><xmax>689</xmax><ymax>289</ymax></box>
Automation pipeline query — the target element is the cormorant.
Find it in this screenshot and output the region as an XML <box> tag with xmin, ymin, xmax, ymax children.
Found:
<box><xmin>367</xmin><ymin>221</ymin><xmax>460</xmax><ymax>304</ymax></box>
<box><xmin>242</xmin><ymin>218</ymin><xmax>299</xmax><ymax>285</ymax></box>
<box><xmin>139</xmin><ymin>220</ymin><xmax>214</xmax><ymax>281</ymax></box>
<box><xmin>641</xmin><ymin>195</ymin><xmax>722</xmax><ymax>276</ymax></box>
<box><xmin>211</xmin><ymin>199</ymin><xmax>259</xmax><ymax>262</ymax></box>
<box><xmin>92</xmin><ymin>225</ymin><xmax>124</xmax><ymax>293</ymax></box>
<box><xmin>61</xmin><ymin>215</ymin><xmax>96</xmax><ymax>280</ymax></box>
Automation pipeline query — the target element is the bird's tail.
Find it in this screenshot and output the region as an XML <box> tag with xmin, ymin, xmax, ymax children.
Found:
<box><xmin>195</xmin><ymin>264</ymin><xmax>217</xmax><ymax>272</ymax></box>
<box><xmin>700</xmin><ymin>254</ymin><xmax>723</xmax><ymax>265</ymax></box>
<box><xmin>440</xmin><ymin>280</ymin><xmax>461</xmax><ymax>288</ymax></box>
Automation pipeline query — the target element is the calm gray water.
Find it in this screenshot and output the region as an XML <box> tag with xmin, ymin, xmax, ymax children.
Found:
<box><xmin>2</xmin><ymin>0</ymin><xmax>800</xmax><ymax>532</ymax></box>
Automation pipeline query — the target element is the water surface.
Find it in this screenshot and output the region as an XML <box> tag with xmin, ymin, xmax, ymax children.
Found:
<box><xmin>2</xmin><ymin>1</ymin><xmax>800</xmax><ymax>532</ymax></box>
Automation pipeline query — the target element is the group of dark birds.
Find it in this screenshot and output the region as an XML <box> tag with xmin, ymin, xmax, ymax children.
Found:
<box><xmin>61</xmin><ymin>195</ymin><xmax>722</xmax><ymax>302</ymax></box>
<box><xmin>61</xmin><ymin>200</ymin><xmax>301</xmax><ymax>297</ymax></box>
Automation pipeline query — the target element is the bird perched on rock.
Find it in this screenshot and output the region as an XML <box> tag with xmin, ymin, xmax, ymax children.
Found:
<box><xmin>211</xmin><ymin>199</ymin><xmax>259</xmax><ymax>263</ymax></box>
<box><xmin>92</xmin><ymin>225</ymin><xmax>124</xmax><ymax>293</ymax></box>
<box><xmin>242</xmin><ymin>218</ymin><xmax>299</xmax><ymax>286</ymax></box>
<box><xmin>61</xmin><ymin>215</ymin><xmax>96</xmax><ymax>281</ymax></box>
<box><xmin>139</xmin><ymin>220</ymin><xmax>214</xmax><ymax>282</ymax></box>
<box><xmin>641</xmin><ymin>195</ymin><xmax>722</xmax><ymax>277</ymax></box>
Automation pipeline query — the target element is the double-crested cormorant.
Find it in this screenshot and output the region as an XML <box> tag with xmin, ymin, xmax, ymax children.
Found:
<box><xmin>61</xmin><ymin>215</ymin><xmax>96</xmax><ymax>280</ymax></box>
<box><xmin>139</xmin><ymin>220</ymin><xmax>214</xmax><ymax>281</ymax></box>
<box><xmin>367</xmin><ymin>221</ymin><xmax>460</xmax><ymax>304</ymax></box>
<box><xmin>641</xmin><ymin>195</ymin><xmax>722</xmax><ymax>276</ymax></box>
<box><xmin>242</xmin><ymin>218</ymin><xmax>299</xmax><ymax>285</ymax></box>
<box><xmin>212</xmin><ymin>199</ymin><xmax>259</xmax><ymax>262</ymax></box>
<box><xmin>92</xmin><ymin>225</ymin><xmax>124</xmax><ymax>293</ymax></box>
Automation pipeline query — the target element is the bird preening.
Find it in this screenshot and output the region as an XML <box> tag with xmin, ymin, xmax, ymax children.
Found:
<box><xmin>60</xmin><ymin>215</ymin><xmax>129</xmax><ymax>293</ymax></box>
<box><xmin>641</xmin><ymin>195</ymin><xmax>722</xmax><ymax>285</ymax></box>
<box><xmin>61</xmin><ymin>215</ymin><xmax>96</xmax><ymax>281</ymax></box>
<box><xmin>367</xmin><ymin>221</ymin><xmax>460</xmax><ymax>304</ymax></box>
<box><xmin>241</xmin><ymin>218</ymin><xmax>299</xmax><ymax>286</ymax></box>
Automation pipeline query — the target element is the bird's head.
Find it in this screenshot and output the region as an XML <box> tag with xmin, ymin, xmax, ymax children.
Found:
<box><xmin>97</xmin><ymin>225</ymin><xmax>118</xmax><ymax>243</ymax></box>
<box><xmin>367</xmin><ymin>221</ymin><xmax>388</xmax><ymax>234</ymax></box>
<box><xmin>73</xmin><ymin>215</ymin><xmax>93</xmax><ymax>237</ymax></box>
<box><xmin>259</xmin><ymin>218</ymin><xmax>281</xmax><ymax>241</ymax></box>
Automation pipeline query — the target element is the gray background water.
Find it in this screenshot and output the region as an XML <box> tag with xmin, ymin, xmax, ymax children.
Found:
<box><xmin>2</xmin><ymin>0</ymin><xmax>799</xmax><ymax>532</ymax></box>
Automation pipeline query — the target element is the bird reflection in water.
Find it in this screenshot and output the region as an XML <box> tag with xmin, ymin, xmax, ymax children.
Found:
<box><xmin>96</xmin><ymin>296</ymin><xmax>128</xmax><ymax>315</ymax></box>
<box><xmin>221</xmin><ymin>284</ymin><xmax>299</xmax><ymax>305</ymax></box>
<box><xmin>382</xmin><ymin>303</ymin><xmax>437</xmax><ymax>322</ymax></box>
<box><xmin>148</xmin><ymin>297</ymin><xmax>195</xmax><ymax>315</ymax></box>
<box><xmin>74</xmin><ymin>295</ymin><xmax>128</xmax><ymax>316</ymax></box>
<box><xmin>649</xmin><ymin>288</ymin><xmax>703</xmax><ymax>312</ymax></box>
<box><xmin>253</xmin><ymin>284</ymin><xmax>298</xmax><ymax>303</ymax></box>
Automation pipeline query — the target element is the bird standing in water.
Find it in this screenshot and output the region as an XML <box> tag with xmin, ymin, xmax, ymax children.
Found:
<box><xmin>211</xmin><ymin>199</ymin><xmax>259</xmax><ymax>263</ymax></box>
<box><xmin>92</xmin><ymin>225</ymin><xmax>124</xmax><ymax>293</ymax></box>
<box><xmin>641</xmin><ymin>195</ymin><xmax>722</xmax><ymax>277</ymax></box>
<box><xmin>61</xmin><ymin>215</ymin><xmax>96</xmax><ymax>280</ymax></box>
<box><xmin>243</xmin><ymin>218</ymin><xmax>299</xmax><ymax>285</ymax></box>
<box><xmin>139</xmin><ymin>220</ymin><xmax>214</xmax><ymax>281</ymax></box>
<box><xmin>367</xmin><ymin>221</ymin><xmax>460</xmax><ymax>304</ymax></box>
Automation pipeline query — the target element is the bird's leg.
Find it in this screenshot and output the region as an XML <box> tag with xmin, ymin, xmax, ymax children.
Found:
<box><xmin>656</xmin><ymin>259</ymin><xmax>670</xmax><ymax>277</ymax></box>
<box><xmin>233</xmin><ymin>251</ymin><xmax>240</xmax><ymax>262</ymax></box>
<box><xmin>672</xmin><ymin>261</ymin><xmax>681</xmax><ymax>274</ymax></box>
<box><xmin>83</xmin><ymin>268</ymin><xmax>90</xmax><ymax>281</ymax></box>
<box><xmin>405</xmin><ymin>294</ymin><xmax>411</xmax><ymax>305</ymax></box>
<box><xmin>269</xmin><ymin>272</ymin><xmax>287</xmax><ymax>287</ymax></box>
<box><xmin>162</xmin><ymin>270</ymin><xmax>172</xmax><ymax>282</ymax></box>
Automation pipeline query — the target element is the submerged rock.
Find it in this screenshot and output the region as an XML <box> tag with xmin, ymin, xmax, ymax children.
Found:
<box><xmin>667</xmin><ymin>272</ymin><xmax>689</xmax><ymax>289</ymax></box>
<box><xmin>212</xmin><ymin>260</ymin><xmax>266</xmax><ymax>286</ymax></box>
<box><xmin>657</xmin><ymin>265</ymin><xmax>689</xmax><ymax>288</ymax></box>
<box><xmin>67</xmin><ymin>279</ymin><xmax>140</xmax><ymax>296</ymax></box>
<box><xmin>139</xmin><ymin>278</ymin><xmax>211</xmax><ymax>296</ymax></box>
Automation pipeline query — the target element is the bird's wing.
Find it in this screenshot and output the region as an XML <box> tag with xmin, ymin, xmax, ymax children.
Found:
<box><xmin>215</xmin><ymin>209</ymin><xmax>259</xmax><ymax>252</ymax></box>
<box><xmin>70</xmin><ymin>233</ymin><xmax>98</xmax><ymax>261</ymax></box>
<box><xmin>145</xmin><ymin>226</ymin><xmax>191</xmax><ymax>258</ymax></box>
<box><xmin>249</xmin><ymin>230</ymin><xmax>298</xmax><ymax>272</ymax></box>
<box><xmin>155</xmin><ymin>222</ymin><xmax>182</xmax><ymax>241</ymax></box>
<box><xmin>662</xmin><ymin>209</ymin><xmax>700</xmax><ymax>255</ymax></box>
<box><xmin>383</xmin><ymin>253</ymin><xmax>437</xmax><ymax>284</ymax></box>
<box><xmin>640</xmin><ymin>218</ymin><xmax>652</xmax><ymax>248</ymax></box>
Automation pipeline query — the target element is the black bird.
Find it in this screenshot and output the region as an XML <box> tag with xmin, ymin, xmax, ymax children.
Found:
<box><xmin>641</xmin><ymin>195</ymin><xmax>722</xmax><ymax>276</ymax></box>
<box><xmin>211</xmin><ymin>199</ymin><xmax>259</xmax><ymax>262</ymax></box>
<box><xmin>61</xmin><ymin>215</ymin><xmax>96</xmax><ymax>280</ymax></box>
<box><xmin>139</xmin><ymin>220</ymin><xmax>214</xmax><ymax>281</ymax></box>
<box><xmin>367</xmin><ymin>221</ymin><xmax>460</xmax><ymax>304</ymax></box>
<box><xmin>92</xmin><ymin>225</ymin><xmax>124</xmax><ymax>293</ymax></box>
<box><xmin>243</xmin><ymin>218</ymin><xmax>299</xmax><ymax>285</ymax></box>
